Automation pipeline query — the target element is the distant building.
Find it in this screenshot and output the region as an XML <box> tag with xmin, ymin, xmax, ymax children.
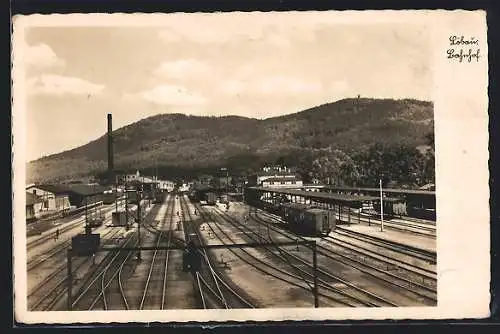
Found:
<box><xmin>118</xmin><ymin>170</ymin><xmax>141</xmax><ymax>184</ymax></box>
<box><xmin>261</xmin><ymin>176</ymin><xmax>303</xmax><ymax>188</ymax></box>
<box><xmin>26</xmin><ymin>184</ymin><xmax>71</xmax><ymax>213</ymax></box>
<box><xmin>248</xmin><ymin>165</ymin><xmax>302</xmax><ymax>188</ymax></box>
<box><xmin>158</xmin><ymin>180</ymin><xmax>175</xmax><ymax>192</ymax></box>
<box><xmin>26</xmin><ymin>183</ymin><xmax>108</xmax><ymax>208</ymax></box>
<box><xmin>194</xmin><ymin>175</ymin><xmax>214</xmax><ymax>187</ymax></box>
<box><xmin>26</xmin><ymin>192</ymin><xmax>43</xmax><ymax>221</ymax></box>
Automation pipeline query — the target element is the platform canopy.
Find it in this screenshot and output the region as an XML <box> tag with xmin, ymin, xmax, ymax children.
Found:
<box><xmin>323</xmin><ymin>186</ymin><xmax>435</xmax><ymax>196</ymax></box>
<box><xmin>249</xmin><ymin>187</ymin><xmax>403</xmax><ymax>205</ymax></box>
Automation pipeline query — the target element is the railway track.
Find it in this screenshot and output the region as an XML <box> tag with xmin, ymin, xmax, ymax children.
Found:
<box><xmin>69</xmin><ymin>201</ymin><xmax>157</xmax><ymax>311</ymax></box>
<box><xmin>341</xmin><ymin>212</ymin><xmax>436</xmax><ymax>237</ymax></box>
<box><xmin>202</xmin><ymin>205</ymin><xmax>381</xmax><ymax>307</ymax></box>
<box><xmin>26</xmin><ymin>206</ymin><xmax>127</xmax><ymax>272</ymax></box>
<box><xmin>323</xmin><ymin>234</ymin><xmax>436</xmax><ymax>279</ymax></box>
<box><xmin>30</xmin><ymin>226</ymin><xmax>136</xmax><ymax>311</ymax></box>
<box><xmin>209</xmin><ymin>205</ymin><xmax>400</xmax><ymax>307</ymax></box>
<box><xmin>249</xmin><ymin>208</ymin><xmax>436</xmax><ymax>306</ymax></box>
<box><xmin>27</xmin><ymin>226</ymin><xmax>126</xmax><ymax>308</ymax></box>
<box><xmin>139</xmin><ymin>195</ymin><xmax>175</xmax><ymax>310</ymax></box>
<box><xmin>180</xmin><ymin>196</ymin><xmax>255</xmax><ymax>309</ymax></box>
<box><xmin>334</xmin><ymin>226</ymin><xmax>436</xmax><ymax>264</ymax></box>
<box><xmin>257</xmin><ymin>209</ymin><xmax>436</xmax><ymax>265</ymax></box>
<box><xmin>27</xmin><ymin>203</ymin><xmax>121</xmax><ymax>251</ymax></box>
<box><xmin>76</xmin><ymin>236</ymin><xmax>138</xmax><ymax>310</ymax></box>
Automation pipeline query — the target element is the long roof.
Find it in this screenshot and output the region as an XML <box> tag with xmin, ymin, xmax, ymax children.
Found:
<box><xmin>263</xmin><ymin>176</ymin><xmax>301</xmax><ymax>182</ymax></box>
<box><xmin>30</xmin><ymin>184</ymin><xmax>109</xmax><ymax>196</ymax></box>
<box><xmin>323</xmin><ymin>186</ymin><xmax>435</xmax><ymax>196</ymax></box>
<box><xmin>250</xmin><ymin>187</ymin><xmax>402</xmax><ymax>203</ymax></box>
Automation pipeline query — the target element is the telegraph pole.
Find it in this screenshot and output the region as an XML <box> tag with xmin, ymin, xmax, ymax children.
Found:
<box><xmin>125</xmin><ymin>190</ymin><xmax>129</xmax><ymax>230</ymax></box>
<box><xmin>137</xmin><ymin>188</ymin><xmax>142</xmax><ymax>260</ymax></box>
<box><xmin>84</xmin><ymin>196</ymin><xmax>91</xmax><ymax>235</ymax></box>
<box><xmin>379</xmin><ymin>178</ymin><xmax>384</xmax><ymax>232</ymax></box>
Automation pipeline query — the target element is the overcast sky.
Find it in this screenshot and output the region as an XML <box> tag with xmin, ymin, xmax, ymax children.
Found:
<box><xmin>21</xmin><ymin>13</ymin><xmax>432</xmax><ymax>162</ymax></box>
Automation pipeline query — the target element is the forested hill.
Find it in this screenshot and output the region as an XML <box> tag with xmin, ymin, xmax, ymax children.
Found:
<box><xmin>27</xmin><ymin>98</ymin><xmax>434</xmax><ymax>184</ymax></box>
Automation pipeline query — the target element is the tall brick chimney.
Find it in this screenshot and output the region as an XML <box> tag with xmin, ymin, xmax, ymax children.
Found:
<box><xmin>107</xmin><ymin>113</ymin><xmax>114</xmax><ymax>183</ymax></box>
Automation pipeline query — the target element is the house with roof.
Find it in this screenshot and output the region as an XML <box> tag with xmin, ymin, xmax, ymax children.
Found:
<box><xmin>26</xmin><ymin>184</ymin><xmax>71</xmax><ymax>213</ymax></box>
<box><xmin>26</xmin><ymin>183</ymin><xmax>108</xmax><ymax>209</ymax></box>
<box><xmin>26</xmin><ymin>192</ymin><xmax>43</xmax><ymax>221</ymax></box>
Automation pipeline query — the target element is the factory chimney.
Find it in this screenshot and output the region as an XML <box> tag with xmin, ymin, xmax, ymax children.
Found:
<box><xmin>107</xmin><ymin>113</ymin><xmax>114</xmax><ymax>183</ymax></box>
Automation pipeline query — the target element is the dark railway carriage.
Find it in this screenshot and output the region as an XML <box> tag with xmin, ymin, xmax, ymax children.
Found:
<box><xmin>262</xmin><ymin>200</ymin><xmax>281</xmax><ymax>215</ymax></box>
<box><xmin>280</xmin><ymin>203</ymin><xmax>333</xmax><ymax>236</ymax></box>
<box><xmin>281</xmin><ymin>203</ymin><xmax>309</xmax><ymax>221</ymax></box>
<box><xmin>126</xmin><ymin>190</ymin><xmax>139</xmax><ymax>204</ymax></box>
<box><xmin>206</xmin><ymin>192</ymin><xmax>217</xmax><ymax>206</ymax></box>
<box><xmin>154</xmin><ymin>191</ymin><xmax>167</xmax><ymax>204</ymax></box>
<box><xmin>102</xmin><ymin>190</ymin><xmax>116</xmax><ymax>205</ymax></box>
<box><xmin>302</xmin><ymin>208</ymin><xmax>335</xmax><ymax>235</ymax></box>
<box><xmin>372</xmin><ymin>198</ymin><xmax>407</xmax><ymax>218</ymax></box>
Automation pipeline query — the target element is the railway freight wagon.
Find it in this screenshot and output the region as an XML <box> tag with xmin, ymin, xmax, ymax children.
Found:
<box><xmin>372</xmin><ymin>199</ymin><xmax>406</xmax><ymax>218</ymax></box>
<box><xmin>280</xmin><ymin>203</ymin><xmax>333</xmax><ymax>236</ymax></box>
<box><xmin>262</xmin><ymin>200</ymin><xmax>281</xmax><ymax>215</ymax></box>
<box><xmin>302</xmin><ymin>208</ymin><xmax>335</xmax><ymax>235</ymax></box>
<box><xmin>206</xmin><ymin>192</ymin><xmax>217</xmax><ymax>206</ymax></box>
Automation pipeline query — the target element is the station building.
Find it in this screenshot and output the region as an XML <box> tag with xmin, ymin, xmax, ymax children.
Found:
<box><xmin>248</xmin><ymin>166</ymin><xmax>303</xmax><ymax>188</ymax></box>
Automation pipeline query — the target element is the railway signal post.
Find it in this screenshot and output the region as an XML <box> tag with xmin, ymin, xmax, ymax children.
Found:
<box><xmin>115</xmin><ymin>186</ymin><xmax>118</xmax><ymax>213</ymax></box>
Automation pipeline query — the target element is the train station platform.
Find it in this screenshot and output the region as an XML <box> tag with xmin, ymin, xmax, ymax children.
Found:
<box><xmin>336</xmin><ymin>223</ymin><xmax>436</xmax><ymax>254</ymax></box>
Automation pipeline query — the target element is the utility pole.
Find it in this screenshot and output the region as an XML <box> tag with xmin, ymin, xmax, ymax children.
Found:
<box><xmin>125</xmin><ymin>190</ymin><xmax>129</xmax><ymax>230</ymax></box>
<box><xmin>379</xmin><ymin>178</ymin><xmax>384</xmax><ymax>232</ymax></box>
<box><xmin>84</xmin><ymin>196</ymin><xmax>91</xmax><ymax>235</ymax></box>
<box><xmin>137</xmin><ymin>188</ymin><xmax>142</xmax><ymax>261</ymax></box>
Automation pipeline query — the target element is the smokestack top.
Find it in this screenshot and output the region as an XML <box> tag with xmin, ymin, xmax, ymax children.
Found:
<box><xmin>107</xmin><ymin>113</ymin><xmax>114</xmax><ymax>182</ymax></box>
